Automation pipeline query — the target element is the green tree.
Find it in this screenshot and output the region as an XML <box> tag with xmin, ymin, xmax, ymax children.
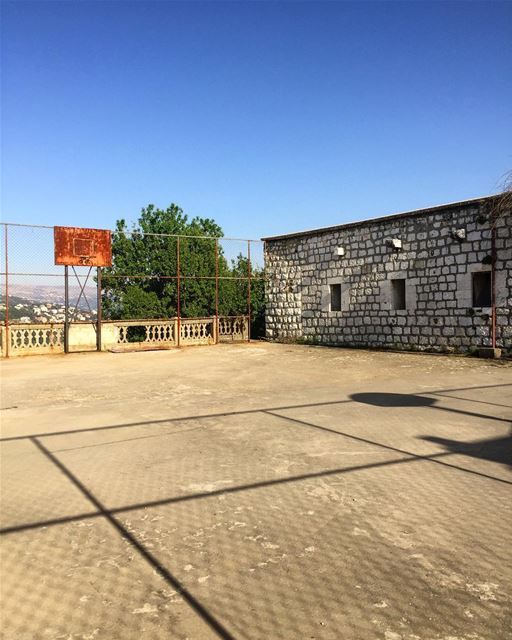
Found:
<box><xmin>101</xmin><ymin>204</ymin><xmax>265</xmax><ymax>336</ymax></box>
<box><xmin>490</xmin><ymin>169</ymin><xmax>511</xmax><ymax>225</ymax></box>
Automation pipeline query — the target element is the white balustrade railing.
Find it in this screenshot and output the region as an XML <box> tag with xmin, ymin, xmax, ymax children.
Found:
<box><xmin>179</xmin><ymin>317</ymin><xmax>215</xmax><ymax>345</ymax></box>
<box><xmin>4</xmin><ymin>323</ymin><xmax>65</xmax><ymax>356</ymax></box>
<box><xmin>218</xmin><ymin>316</ymin><xmax>249</xmax><ymax>341</ymax></box>
<box><xmin>116</xmin><ymin>319</ymin><xmax>177</xmax><ymax>347</ymax></box>
<box><xmin>1</xmin><ymin>315</ymin><xmax>250</xmax><ymax>357</ymax></box>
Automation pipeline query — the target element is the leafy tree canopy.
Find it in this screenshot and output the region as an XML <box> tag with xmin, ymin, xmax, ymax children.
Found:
<box><xmin>102</xmin><ymin>204</ymin><xmax>264</xmax><ymax>336</ymax></box>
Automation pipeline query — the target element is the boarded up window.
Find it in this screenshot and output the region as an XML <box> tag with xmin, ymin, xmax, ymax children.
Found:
<box><xmin>330</xmin><ymin>284</ymin><xmax>342</xmax><ymax>311</ymax></box>
<box><xmin>392</xmin><ymin>279</ymin><xmax>406</xmax><ymax>310</ymax></box>
<box><xmin>472</xmin><ymin>272</ymin><xmax>491</xmax><ymax>307</ymax></box>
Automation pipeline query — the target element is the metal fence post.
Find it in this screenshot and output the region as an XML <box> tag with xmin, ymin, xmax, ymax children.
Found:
<box><xmin>176</xmin><ymin>236</ymin><xmax>181</xmax><ymax>347</ymax></box>
<box><xmin>247</xmin><ymin>240</ymin><xmax>251</xmax><ymax>342</ymax></box>
<box><xmin>96</xmin><ymin>267</ymin><xmax>102</xmax><ymax>351</ymax></box>
<box><xmin>64</xmin><ymin>265</ymin><xmax>69</xmax><ymax>353</ymax></box>
<box><xmin>4</xmin><ymin>224</ymin><xmax>9</xmax><ymax>358</ymax></box>
<box><xmin>215</xmin><ymin>238</ymin><xmax>219</xmax><ymax>343</ymax></box>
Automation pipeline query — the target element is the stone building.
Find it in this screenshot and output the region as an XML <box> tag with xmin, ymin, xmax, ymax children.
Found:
<box><xmin>263</xmin><ymin>196</ymin><xmax>511</xmax><ymax>354</ymax></box>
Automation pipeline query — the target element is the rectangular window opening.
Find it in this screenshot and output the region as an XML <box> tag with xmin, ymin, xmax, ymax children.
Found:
<box><xmin>391</xmin><ymin>279</ymin><xmax>406</xmax><ymax>310</ymax></box>
<box><xmin>472</xmin><ymin>272</ymin><xmax>492</xmax><ymax>307</ymax></box>
<box><xmin>330</xmin><ymin>283</ymin><xmax>342</xmax><ymax>311</ymax></box>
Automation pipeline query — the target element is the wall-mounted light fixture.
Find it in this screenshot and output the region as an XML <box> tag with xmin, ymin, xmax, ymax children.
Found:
<box><xmin>451</xmin><ymin>228</ymin><xmax>466</xmax><ymax>242</ymax></box>
<box><xmin>335</xmin><ymin>247</ymin><xmax>345</xmax><ymax>257</ymax></box>
<box><xmin>386</xmin><ymin>238</ymin><xmax>402</xmax><ymax>251</ymax></box>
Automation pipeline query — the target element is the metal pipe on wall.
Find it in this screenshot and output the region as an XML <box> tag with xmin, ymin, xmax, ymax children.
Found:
<box><xmin>491</xmin><ymin>221</ymin><xmax>497</xmax><ymax>349</ymax></box>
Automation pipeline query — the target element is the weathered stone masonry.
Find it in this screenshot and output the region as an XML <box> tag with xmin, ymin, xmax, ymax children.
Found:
<box><xmin>263</xmin><ymin>196</ymin><xmax>511</xmax><ymax>353</ymax></box>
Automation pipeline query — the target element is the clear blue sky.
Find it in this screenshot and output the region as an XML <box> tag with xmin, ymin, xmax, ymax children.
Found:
<box><xmin>2</xmin><ymin>0</ymin><xmax>511</xmax><ymax>239</ymax></box>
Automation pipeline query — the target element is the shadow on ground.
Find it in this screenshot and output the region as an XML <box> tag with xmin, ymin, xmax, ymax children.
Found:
<box><xmin>421</xmin><ymin>434</ymin><xmax>512</xmax><ymax>467</ymax></box>
<box><xmin>350</xmin><ymin>391</ymin><xmax>512</xmax><ymax>468</ymax></box>
<box><xmin>350</xmin><ymin>392</ymin><xmax>436</xmax><ymax>407</ymax></box>
<box><xmin>2</xmin><ymin>353</ymin><xmax>511</xmax><ymax>640</ymax></box>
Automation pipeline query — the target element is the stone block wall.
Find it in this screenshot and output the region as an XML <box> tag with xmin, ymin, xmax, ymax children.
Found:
<box><xmin>264</xmin><ymin>198</ymin><xmax>511</xmax><ymax>353</ymax></box>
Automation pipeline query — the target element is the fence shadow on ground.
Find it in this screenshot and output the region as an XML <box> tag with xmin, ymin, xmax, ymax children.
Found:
<box><xmin>350</xmin><ymin>391</ymin><xmax>512</xmax><ymax>424</ymax></box>
<box><xmin>1</xmin><ymin>382</ymin><xmax>512</xmax><ymax>639</ymax></box>
<box><xmin>2</xmin><ymin>383</ymin><xmax>511</xmax><ymax>539</ymax></box>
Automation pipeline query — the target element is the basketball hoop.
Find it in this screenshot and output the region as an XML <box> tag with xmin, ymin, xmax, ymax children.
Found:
<box><xmin>53</xmin><ymin>226</ymin><xmax>111</xmax><ymax>353</ymax></box>
<box><xmin>54</xmin><ymin>226</ymin><xmax>112</xmax><ymax>267</ymax></box>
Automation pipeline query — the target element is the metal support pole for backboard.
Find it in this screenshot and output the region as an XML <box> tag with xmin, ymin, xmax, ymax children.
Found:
<box><xmin>247</xmin><ymin>240</ymin><xmax>251</xmax><ymax>342</ymax></box>
<box><xmin>176</xmin><ymin>237</ymin><xmax>181</xmax><ymax>347</ymax></box>
<box><xmin>4</xmin><ymin>224</ymin><xmax>9</xmax><ymax>358</ymax></box>
<box><xmin>64</xmin><ymin>265</ymin><xmax>69</xmax><ymax>353</ymax></box>
<box><xmin>96</xmin><ymin>267</ymin><xmax>102</xmax><ymax>352</ymax></box>
<box><xmin>215</xmin><ymin>238</ymin><xmax>219</xmax><ymax>343</ymax></box>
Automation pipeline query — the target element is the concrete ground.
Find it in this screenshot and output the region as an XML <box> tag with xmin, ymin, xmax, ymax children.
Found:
<box><xmin>0</xmin><ymin>342</ymin><xmax>511</xmax><ymax>640</ymax></box>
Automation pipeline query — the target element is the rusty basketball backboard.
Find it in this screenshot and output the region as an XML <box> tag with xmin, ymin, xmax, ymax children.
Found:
<box><xmin>54</xmin><ymin>226</ymin><xmax>112</xmax><ymax>267</ymax></box>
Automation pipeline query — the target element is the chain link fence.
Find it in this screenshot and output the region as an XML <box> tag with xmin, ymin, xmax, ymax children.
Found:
<box><xmin>0</xmin><ymin>223</ymin><xmax>265</xmax><ymax>356</ymax></box>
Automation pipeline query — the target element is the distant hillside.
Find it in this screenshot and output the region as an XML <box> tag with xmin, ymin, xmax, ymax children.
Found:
<box><xmin>4</xmin><ymin>283</ymin><xmax>97</xmax><ymax>309</ymax></box>
<box><xmin>1</xmin><ymin>294</ymin><xmax>96</xmax><ymax>323</ymax></box>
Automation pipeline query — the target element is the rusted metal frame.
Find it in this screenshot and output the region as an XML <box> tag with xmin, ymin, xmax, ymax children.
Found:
<box><xmin>68</xmin><ymin>266</ymin><xmax>94</xmax><ymax>322</ymax></box>
<box><xmin>215</xmin><ymin>239</ymin><xmax>219</xmax><ymax>343</ymax></box>
<box><xmin>54</xmin><ymin>226</ymin><xmax>112</xmax><ymax>268</ymax></box>
<box><xmin>96</xmin><ymin>268</ymin><xmax>102</xmax><ymax>352</ymax></box>
<box><xmin>4</xmin><ymin>224</ymin><xmax>9</xmax><ymax>358</ymax></box>
<box><xmin>176</xmin><ymin>237</ymin><xmax>181</xmax><ymax>347</ymax></box>
<box><xmin>247</xmin><ymin>240</ymin><xmax>251</xmax><ymax>342</ymax></box>
<box><xmin>491</xmin><ymin>221</ymin><xmax>497</xmax><ymax>349</ymax></box>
